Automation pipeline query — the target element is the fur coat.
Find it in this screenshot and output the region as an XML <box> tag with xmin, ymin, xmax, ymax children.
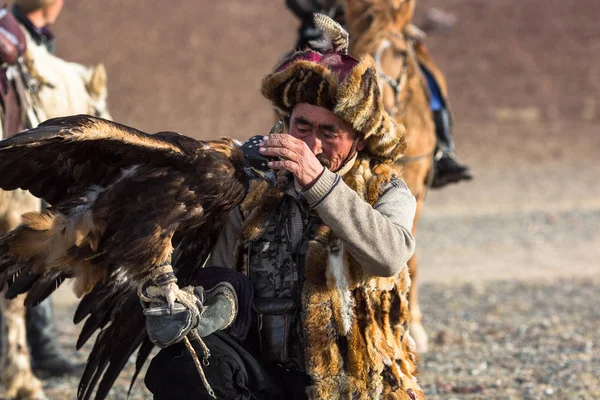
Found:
<box><xmin>237</xmin><ymin>157</ymin><xmax>424</xmax><ymax>400</ymax></box>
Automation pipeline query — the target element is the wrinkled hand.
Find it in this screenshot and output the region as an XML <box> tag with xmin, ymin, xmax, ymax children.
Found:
<box><xmin>259</xmin><ymin>134</ymin><xmax>324</xmax><ymax>188</ymax></box>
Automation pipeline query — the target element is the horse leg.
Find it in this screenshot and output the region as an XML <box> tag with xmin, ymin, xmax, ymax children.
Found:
<box><xmin>408</xmin><ymin>192</ymin><xmax>428</xmax><ymax>354</ymax></box>
<box><xmin>408</xmin><ymin>253</ymin><xmax>428</xmax><ymax>353</ymax></box>
<box><xmin>1</xmin><ymin>294</ymin><xmax>46</xmax><ymax>400</ymax></box>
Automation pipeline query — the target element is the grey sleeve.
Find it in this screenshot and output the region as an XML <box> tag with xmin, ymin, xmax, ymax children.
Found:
<box><xmin>302</xmin><ymin>169</ymin><xmax>416</xmax><ymax>277</ymax></box>
<box><xmin>207</xmin><ymin>207</ymin><xmax>243</xmax><ymax>269</ymax></box>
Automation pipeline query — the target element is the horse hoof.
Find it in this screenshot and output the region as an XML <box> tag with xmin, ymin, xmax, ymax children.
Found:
<box><xmin>410</xmin><ymin>322</ymin><xmax>429</xmax><ymax>354</ymax></box>
<box><xmin>14</xmin><ymin>387</ymin><xmax>48</xmax><ymax>400</ymax></box>
<box><xmin>11</xmin><ymin>391</ymin><xmax>48</xmax><ymax>400</ymax></box>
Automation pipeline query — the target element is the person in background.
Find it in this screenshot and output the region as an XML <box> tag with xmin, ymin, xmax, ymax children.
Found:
<box><xmin>11</xmin><ymin>0</ymin><xmax>63</xmax><ymax>54</ymax></box>
<box><xmin>0</xmin><ymin>0</ymin><xmax>85</xmax><ymax>379</ymax></box>
<box><xmin>285</xmin><ymin>0</ymin><xmax>472</xmax><ymax>188</ymax></box>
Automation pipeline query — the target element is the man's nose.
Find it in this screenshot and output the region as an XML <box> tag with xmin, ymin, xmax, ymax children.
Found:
<box><xmin>305</xmin><ymin>134</ymin><xmax>323</xmax><ymax>155</ymax></box>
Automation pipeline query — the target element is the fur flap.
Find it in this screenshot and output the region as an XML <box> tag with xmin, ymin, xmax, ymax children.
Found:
<box><xmin>334</xmin><ymin>55</ymin><xmax>382</xmax><ymax>138</ymax></box>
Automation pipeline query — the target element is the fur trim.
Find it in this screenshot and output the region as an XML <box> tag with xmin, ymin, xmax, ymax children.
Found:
<box><xmin>310</xmin><ymin>14</ymin><xmax>350</xmax><ymax>54</ymax></box>
<box><xmin>334</xmin><ymin>56</ymin><xmax>381</xmax><ymax>138</ymax></box>
<box><xmin>261</xmin><ymin>59</ymin><xmax>338</xmax><ymax>116</ymax></box>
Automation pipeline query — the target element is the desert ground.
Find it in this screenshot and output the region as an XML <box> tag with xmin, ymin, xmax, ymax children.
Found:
<box><xmin>1</xmin><ymin>0</ymin><xmax>599</xmax><ymax>399</ymax></box>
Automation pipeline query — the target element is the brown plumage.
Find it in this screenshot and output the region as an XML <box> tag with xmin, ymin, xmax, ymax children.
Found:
<box><xmin>0</xmin><ymin>114</ymin><xmax>250</xmax><ymax>399</ymax></box>
<box><xmin>310</xmin><ymin>13</ymin><xmax>350</xmax><ymax>54</ymax></box>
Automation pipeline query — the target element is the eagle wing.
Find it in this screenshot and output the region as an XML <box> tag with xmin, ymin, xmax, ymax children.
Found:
<box><xmin>0</xmin><ymin>114</ymin><xmax>215</xmax><ymax>304</ymax></box>
<box><xmin>0</xmin><ymin>114</ymin><xmax>192</xmax><ymax>205</ymax></box>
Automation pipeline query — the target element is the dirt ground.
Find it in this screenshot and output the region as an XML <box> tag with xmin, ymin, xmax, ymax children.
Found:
<box><xmin>2</xmin><ymin>0</ymin><xmax>599</xmax><ymax>399</ymax></box>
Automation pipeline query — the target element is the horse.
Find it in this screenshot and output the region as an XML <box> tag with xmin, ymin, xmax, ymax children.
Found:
<box><xmin>0</xmin><ymin>45</ymin><xmax>110</xmax><ymax>400</ymax></box>
<box><xmin>344</xmin><ymin>0</ymin><xmax>441</xmax><ymax>353</ymax></box>
<box><xmin>23</xmin><ymin>41</ymin><xmax>111</xmax><ymax>122</ymax></box>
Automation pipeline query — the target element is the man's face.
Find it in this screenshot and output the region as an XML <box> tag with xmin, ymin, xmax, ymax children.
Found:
<box><xmin>43</xmin><ymin>0</ymin><xmax>64</xmax><ymax>25</ymax></box>
<box><xmin>289</xmin><ymin>103</ymin><xmax>364</xmax><ymax>172</ymax></box>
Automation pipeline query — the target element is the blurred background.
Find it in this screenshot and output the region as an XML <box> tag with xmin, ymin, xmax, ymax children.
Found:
<box><xmin>23</xmin><ymin>0</ymin><xmax>600</xmax><ymax>398</ymax></box>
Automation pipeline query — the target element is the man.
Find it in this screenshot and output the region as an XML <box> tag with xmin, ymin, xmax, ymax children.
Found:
<box><xmin>0</xmin><ymin>0</ymin><xmax>83</xmax><ymax>379</ymax></box>
<box><xmin>143</xmin><ymin>16</ymin><xmax>424</xmax><ymax>400</ymax></box>
<box><xmin>285</xmin><ymin>0</ymin><xmax>472</xmax><ymax>188</ymax></box>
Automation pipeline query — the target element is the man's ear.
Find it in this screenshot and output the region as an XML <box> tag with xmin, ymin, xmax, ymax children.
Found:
<box><xmin>357</xmin><ymin>137</ymin><xmax>366</xmax><ymax>151</ymax></box>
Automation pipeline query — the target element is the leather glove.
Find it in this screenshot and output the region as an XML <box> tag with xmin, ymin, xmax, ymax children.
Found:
<box><xmin>141</xmin><ymin>286</ymin><xmax>203</xmax><ymax>348</ymax></box>
<box><xmin>142</xmin><ymin>282</ymin><xmax>238</xmax><ymax>348</ymax></box>
<box><xmin>195</xmin><ymin>282</ymin><xmax>238</xmax><ymax>337</ymax></box>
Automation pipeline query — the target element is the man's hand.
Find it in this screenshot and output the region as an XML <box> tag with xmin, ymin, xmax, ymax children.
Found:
<box><xmin>259</xmin><ymin>134</ymin><xmax>325</xmax><ymax>188</ymax></box>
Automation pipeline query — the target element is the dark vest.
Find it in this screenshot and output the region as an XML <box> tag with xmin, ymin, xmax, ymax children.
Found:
<box><xmin>244</xmin><ymin>185</ymin><xmax>318</xmax><ymax>371</ymax></box>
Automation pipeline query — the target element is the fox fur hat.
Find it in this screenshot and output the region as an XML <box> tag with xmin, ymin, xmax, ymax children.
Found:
<box><xmin>261</xmin><ymin>14</ymin><xmax>406</xmax><ymax>162</ymax></box>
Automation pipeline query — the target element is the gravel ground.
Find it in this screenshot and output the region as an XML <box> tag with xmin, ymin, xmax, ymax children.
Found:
<box><xmin>419</xmin><ymin>208</ymin><xmax>600</xmax><ymax>250</ymax></box>
<box><xmin>12</xmin><ymin>276</ymin><xmax>596</xmax><ymax>400</ymax></box>
<box><xmin>418</xmin><ymin>279</ymin><xmax>600</xmax><ymax>400</ymax></box>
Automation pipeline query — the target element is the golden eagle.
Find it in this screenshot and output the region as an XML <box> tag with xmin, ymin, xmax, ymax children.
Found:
<box><xmin>0</xmin><ymin>114</ymin><xmax>272</xmax><ymax>399</ymax></box>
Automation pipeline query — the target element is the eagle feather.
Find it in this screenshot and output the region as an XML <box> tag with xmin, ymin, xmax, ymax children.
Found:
<box><xmin>309</xmin><ymin>13</ymin><xmax>350</xmax><ymax>54</ymax></box>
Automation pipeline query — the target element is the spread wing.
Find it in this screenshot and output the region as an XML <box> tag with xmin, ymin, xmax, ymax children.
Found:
<box><xmin>0</xmin><ymin>114</ymin><xmax>192</xmax><ymax>205</ymax></box>
<box><xmin>0</xmin><ymin>115</ymin><xmax>247</xmax><ymax>399</ymax></box>
<box><xmin>0</xmin><ymin>114</ymin><xmax>213</xmax><ymax>304</ymax></box>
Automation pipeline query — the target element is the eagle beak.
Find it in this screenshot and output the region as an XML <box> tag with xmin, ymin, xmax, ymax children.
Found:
<box><xmin>247</xmin><ymin>166</ymin><xmax>277</xmax><ymax>186</ymax></box>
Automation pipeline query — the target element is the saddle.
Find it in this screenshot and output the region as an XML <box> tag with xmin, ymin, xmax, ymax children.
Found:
<box><xmin>0</xmin><ymin>6</ymin><xmax>26</xmax><ymax>66</ymax></box>
<box><xmin>0</xmin><ymin>5</ymin><xmax>26</xmax><ymax>137</ymax></box>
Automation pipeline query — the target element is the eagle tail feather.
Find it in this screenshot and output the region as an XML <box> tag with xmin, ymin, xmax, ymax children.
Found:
<box><xmin>94</xmin><ymin>330</ymin><xmax>147</xmax><ymax>400</ymax></box>
<box><xmin>73</xmin><ymin>282</ymin><xmax>117</xmax><ymax>325</ymax></box>
<box><xmin>128</xmin><ymin>338</ymin><xmax>155</xmax><ymax>396</ymax></box>
<box><xmin>4</xmin><ymin>270</ymin><xmax>40</xmax><ymax>299</ymax></box>
<box><xmin>77</xmin><ymin>309</ymin><xmax>111</xmax><ymax>350</ymax></box>
<box><xmin>78</xmin><ymin>336</ymin><xmax>109</xmax><ymax>400</ymax></box>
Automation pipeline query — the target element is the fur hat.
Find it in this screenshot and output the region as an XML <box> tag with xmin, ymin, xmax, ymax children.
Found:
<box><xmin>14</xmin><ymin>0</ymin><xmax>58</xmax><ymax>13</ymax></box>
<box><xmin>261</xmin><ymin>14</ymin><xmax>406</xmax><ymax>162</ymax></box>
